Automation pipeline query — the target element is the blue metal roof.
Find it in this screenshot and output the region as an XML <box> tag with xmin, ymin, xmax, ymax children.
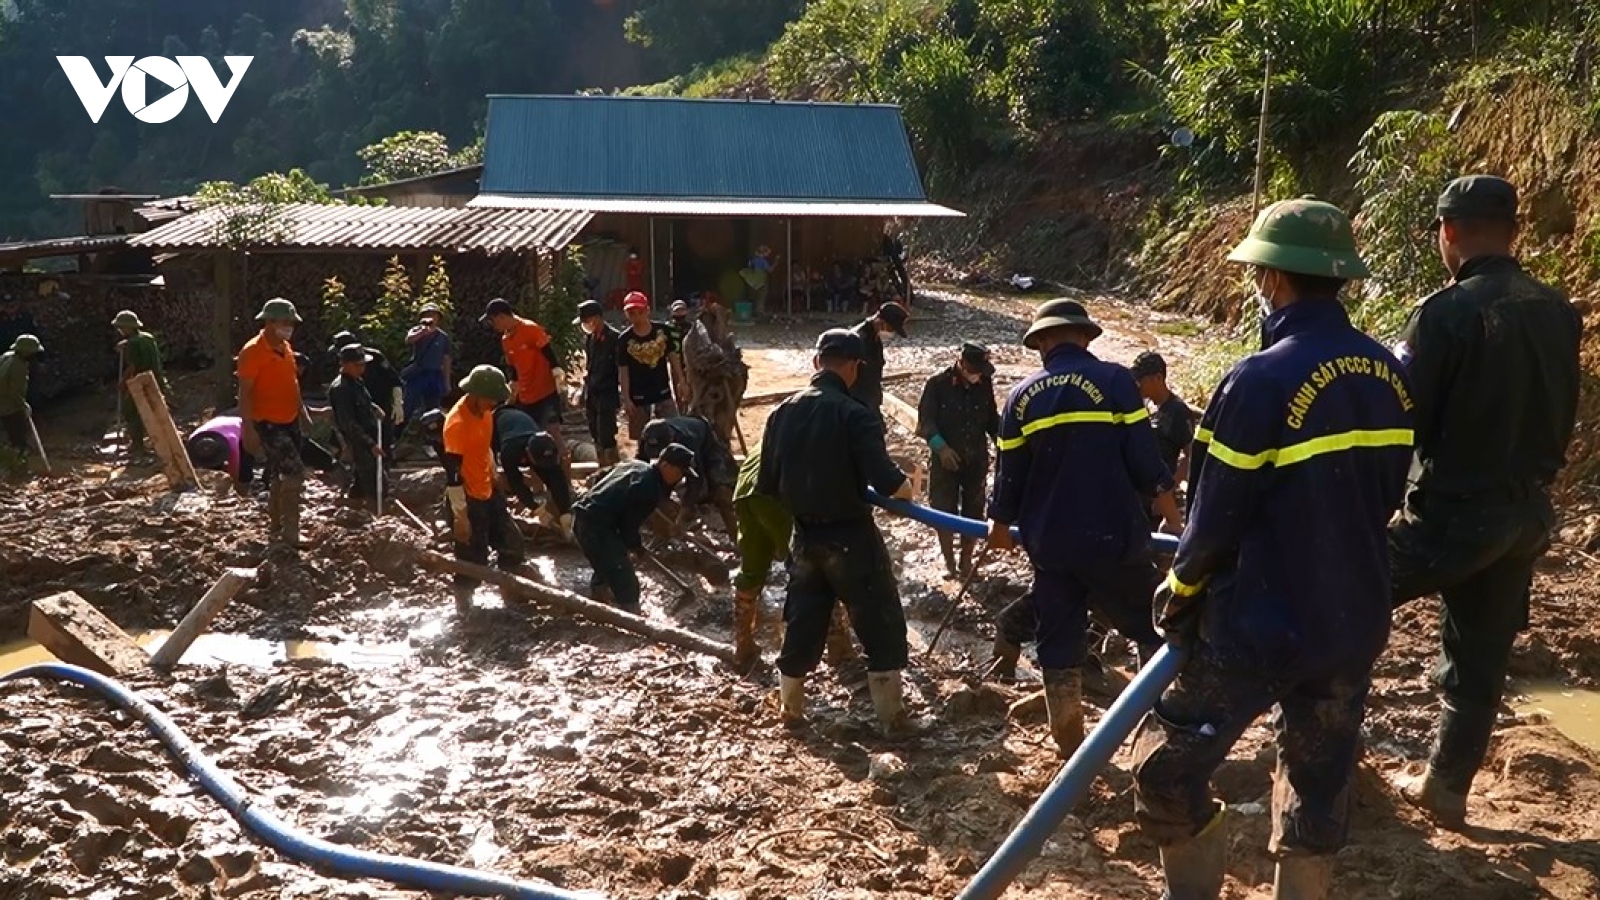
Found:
<box><xmin>480</xmin><ymin>95</ymin><xmax>932</xmax><ymax>202</ymax></box>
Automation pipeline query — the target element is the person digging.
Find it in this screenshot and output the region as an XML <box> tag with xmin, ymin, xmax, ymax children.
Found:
<box><xmin>0</xmin><ymin>334</ymin><xmax>44</xmax><ymax>468</ymax></box>
<box><xmin>444</xmin><ymin>365</ymin><xmax>527</xmax><ymax>611</ymax></box>
<box><xmin>572</xmin><ymin>443</ymin><xmax>696</xmax><ymax>614</ymax></box>
<box><xmin>493</xmin><ymin>403</ymin><xmax>574</xmax><ymax>540</ymax></box>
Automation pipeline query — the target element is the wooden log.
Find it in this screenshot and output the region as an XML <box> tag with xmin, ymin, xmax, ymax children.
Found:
<box><xmin>127</xmin><ymin>371</ymin><xmax>199</xmax><ymax>490</ymax></box>
<box><xmin>148</xmin><ymin>568</ymin><xmax>256</xmax><ymax>670</ymax></box>
<box><xmin>27</xmin><ymin>591</ymin><xmax>149</xmax><ymax>677</ymax></box>
<box><xmin>738</xmin><ymin>370</ymin><xmax>920</xmax><ymax>407</ymax></box>
<box><xmin>416</xmin><ymin>550</ymin><xmax>735</xmax><ymax>665</ymax></box>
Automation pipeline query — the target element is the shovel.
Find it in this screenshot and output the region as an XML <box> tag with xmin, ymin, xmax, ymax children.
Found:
<box><xmin>925</xmin><ymin>544</ymin><xmax>992</xmax><ymax>657</ymax></box>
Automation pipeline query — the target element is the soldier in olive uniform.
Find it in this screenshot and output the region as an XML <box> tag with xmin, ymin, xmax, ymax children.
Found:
<box><xmin>112</xmin><ymin>310</ymin><xmax>168</xmax><ymax>458</ymax></box>
<box><xmin>1390</xmin><ymin>176</ymin><xmax>1582</xmax><ymax>828</ymax></box>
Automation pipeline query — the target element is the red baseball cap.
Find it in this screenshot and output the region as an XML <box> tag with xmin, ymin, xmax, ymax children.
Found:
<box><xmin>623</xmin><ymin>291</ymin><xmax>650</xmax><ymax>311</ymax></box>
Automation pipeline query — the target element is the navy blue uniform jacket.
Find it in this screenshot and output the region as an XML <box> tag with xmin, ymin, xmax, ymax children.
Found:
<box><xmin>1168</xmin><ymin>298</ymin><xmax>1413</xmax><ymax>676</ymax></box>
<box><xmin>989</xmin><ymin>343</ymin><xmax>1174</xmax><ymax>567</ymax></box>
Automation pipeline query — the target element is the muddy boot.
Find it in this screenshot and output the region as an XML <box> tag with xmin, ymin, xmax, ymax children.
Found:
<box><xmin>867</xmin><ymin>670</ymin><xmax>925</xmax><ymax>738</ymax></box>
<box><xmin>1159</xmin><ymin>801</ymin><xmax>1227</xmax><ymax>900</ymax></box>
<box><xmin>732</xmin><ymin>588</ymin><xmax>760</xmax><ymax>673</ymax></box>
<box><xmin>1401</xmin><ymin>697</ymin><xmax>1493</xmax><ymax>828</ymax></box>
<box><xmin>987</xmin><ymin>633</ymin><xmax>1022</xmax><ymax>681</ymax></box>
<box><xmin>1272</xmin><ymin>854</ymin><xmax>1332</xmax><ymax>900</ymax></box>
<box><xmin>779</xmin><ymin>675</ymin><xmax>806</xmax><ymax>723</ymax></box>
<box><xmin>1042</xmin><ymin>668</ymin><xmax>1085</xmax><ymax>758</ymax></box>
<box><xmin>824</xmin><ymin>604</ymin><xmax>859</xmax><ymax>666</ymax></box>
<box><xmin>938</xmin><ymin>532</ymin><xmax>957</xmax><ymax>578</ymax></box>
<box><xmin>958</xmin><ymin>536</ymin><xmax>975</xmax><ymax>576</ymax></box>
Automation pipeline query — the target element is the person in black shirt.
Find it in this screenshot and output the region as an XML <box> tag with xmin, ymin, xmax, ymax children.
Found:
<box><xmin>758</xmin><ymin>328</ymin><xmax>916</xmax><ymax>736</ymax></box>
<box><xmin>618</xmin><ymin>292</ymin><xmax>680</xmax><ymax>440</ymax></box>
<box><xmin>638</xmin><ymin>414</ymin><xmax>740</xmax><ymax>545</ymax></box>
<box><xmin>848</xmin><ymin>300</ymin><xmax>909</xmax><ymax>418</ymax></box>
<box><xmin>573</xmin><ymin>444</ymin><xmax>695</xmax><ymax>612</ymax></box>
<box><xmin>328</xmin><ymin>344</ymin><xmax>383</xmax><ymax>501</ymax></box>
<box><xmin>577</xmin><ymin>300</ymin><xmax>622</xmax><ymax>466</ymax></box>
<box><xmin>1390</xmin><ymin>175</ymin><xmax>1582</xmax><ymax>828</ymax></box>
<box><xmin>330</xmin><ymin>329</ymin><xmax>404</xmax><ymax>456</ymax></box>
<box><xmin>915</xmin><ymin>342</ymin><xmax>999</xmax><ymax>576</ymax></box>
<box><xmin>493</xmin><ymin>405</ymin><xmax>573</xmax><ymax>535</ymax></box>
<box><xmin>1130</xmin><ymin>351</ymin><xmax>1194</xmax><ymax>489</ymax></box>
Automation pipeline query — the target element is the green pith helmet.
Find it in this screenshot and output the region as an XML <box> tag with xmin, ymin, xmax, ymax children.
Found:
<box><xmin>1227</xmin><ymin>197</ymin><xmax>1371</xmax><ymax>279</ymax></box>
<box><xmin>256</xmin><ymin>297</ymin><xmax>303</xmax><ymax>323</ymax></box>
<box><xmin>458</xmin><ymin>364</ymin><xmax>510</xmax><ymax>402</ymax></box>
<box><xmin>11</xmin><ymin>334</ymin><xmax>43</xmax><ymax>357</ymax></box>
<box><xmin>112</xmin><ymin>310</ymin><xmax>143</xmax><ymax>330</ymax></box>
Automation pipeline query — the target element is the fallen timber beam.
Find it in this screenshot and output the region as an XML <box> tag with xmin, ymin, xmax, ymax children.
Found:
<box><xmin>738</xmin><ymin>370</ymin><xmax>920</xmax><ymax>407</ymax></box>
<box><xmin>416</xmin><ymin>550</ymin><xmax>736</xmax><ymax>665</ymax></box>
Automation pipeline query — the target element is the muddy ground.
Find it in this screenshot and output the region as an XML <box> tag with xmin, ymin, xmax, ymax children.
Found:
<box><xmin>3</xmin><ymin>289</ymin><xmax>1600</xmax><ymax>899</ymax></box>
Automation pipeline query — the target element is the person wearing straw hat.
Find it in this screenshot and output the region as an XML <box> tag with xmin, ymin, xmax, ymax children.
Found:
<box><xmin>0</xmin><ymin>334</ymin><xmax>43</xmax><ymax>461</ymax></box>
<box><xmin>443</xmin><ymin>365</ymin><xmax>525</xmax><ymax>607</ymax></box>
<box><xmin>1131</xmin><ymin>198</ymin><xmax>1414</xmax><ymax>900</ymax></box>
<box><xmin>237</xmin><ymin>298</ymin><xmax>308</xmax><ymax>551</ymax></box>
<box><xmin>111</xmin><ymin>310</ymin><xmax>167</xmax><ymax>459</ymax></box>
<box><xmin>329</xmin><ymin>343</ymin><xmax>384</xmax><ymax>502</ymax></box>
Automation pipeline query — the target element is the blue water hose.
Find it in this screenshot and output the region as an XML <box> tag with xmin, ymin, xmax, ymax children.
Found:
<box><xmin>0</xmin><ymin>662</ymin><xmax>604</xmax><ymax>900</ymax></box>
<box><xmin>865</xmin><ymin>488</ymin><xmax>1181</xmax><ymax>554</ymax></box>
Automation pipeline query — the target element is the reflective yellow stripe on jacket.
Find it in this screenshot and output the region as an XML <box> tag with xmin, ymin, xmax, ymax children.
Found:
<box><xmin>997</xmin><ymin>407</ymin><xmax>1150</xmax><ymax>451</ymax></box>
<box><xmin>1194</xmin><ymin>426</ymin><xmax>1414</xmax><ymax>471</ymax></box>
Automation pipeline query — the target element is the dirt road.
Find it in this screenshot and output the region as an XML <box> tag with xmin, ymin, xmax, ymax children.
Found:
<box><xmin>2</xmin><ymin>288</ymin><xmax>1599</xmax><ymax>899</ymax></box>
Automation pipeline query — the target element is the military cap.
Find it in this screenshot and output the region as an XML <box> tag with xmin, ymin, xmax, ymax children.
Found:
<box><xmin>10</xmin><ymin>334</ymin><xmax>43</xmax><ymax>356</ymax></box>
<box><xmin>815</xmin><ymin>328</ymin><xmax>865</xmax><ymax>360</ymax></box>
<box><xmin>524</xmin><ymin>432</ymin><xmax>559</xmax><ymax>467</ymax></box>
<box><xmin>656</xmin><ymin>442</ymin><xmax>698</xmax><ymax>478</ymax></box>
<box><xmin>338</xmin><ymin>343</ymin><xmax>372</xmax><ymax>364</ymax></box>
<box><xmin>1434</xmin><ymin>175</ymin><xmax>1518</xmax><ymax>226</ymax></box>
<box><xmin>636</xmin><ymin>419</ymin><xmax>675</xmax><ymax>461</ymax></box>
<box><xmin>1227</xmin><ymin>197</ymin><xmax>1370</xmax><ymax>280</ymax></box>
<box><xmin>112</xmin><ymin>310</ymin><xmax>143</xmax><ymax>330</ymax></box>
<box><xmin>479</xmin><ymin>297</ymin><xmax>514</xmax><ymax>323</ymax></box>
<box><xmin>459</xmin><ymin>364</ymin><xmax>511</xmax><ymax>401</ymax></box>
<box><xmin>1130</xmin><ymin>350</ymin><xmax>1167</xmax><ymax>379</ymax></box>
<box><xmin>875</xmin><ymin>301</ymin><xmax>910</xmax><ymax>337</ymax></box>
<box><xmin>959</xmin><ymin>342</ymin><xmax>995</xmax><ymax>376</ymax></box>
<box><xmin>418</xmin><ymin>304</ymin><xmax>443</xmax><ymax>320</ymax></box>
<box><xmin>1023</xmin><ymin>298</ymin><xmax>1103</xmax><ymax>350</ymax></box>
<box><xmin>256</xmin><ymin>297</ymin><xmax>302</xmax><ymax>323</ymax></box>
<box><xmin>574</xmin><ymin>300</ymin><xmax>604</xmax><ymax>324</ymax></box>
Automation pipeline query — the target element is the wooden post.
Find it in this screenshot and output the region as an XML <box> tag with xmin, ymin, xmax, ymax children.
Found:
<box><xmin>212</xmin><ymin>252</ymin><xmax>235</xmax><ymax>407</ymax></box>
<box><xmin>127</xmin><ymin>372</ymin><xmax>199</xmax><ymax>489</ymax></box>
<box><xmin>27</xmin><ymin>591</ymin><xmax>149</xmax><ymax>677</ymax></box>
<box><xmin>148</xmin><ymin>568</ymin><xmax>256</xmax><ymax>670</ymax></box>
<box><xmin>417</xmin><ymin>550</ymin><xmax>736</xmax><ymax>664</ymax></box>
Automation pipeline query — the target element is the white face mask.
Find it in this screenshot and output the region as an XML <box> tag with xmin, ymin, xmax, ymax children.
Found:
<box><xmin>274</xmin><ymin>325</ymin><xmax>295</xmax><ymax>340</ymax></box>
<box><xmin>880</xmin><ymin>329</ymin><xmax>898</xmax><ymax>343</ymax></box>
<box><xmin>1253</xmin><ymin>273</ymin><xmax>1277</xmax><ymax>318</ymax></box>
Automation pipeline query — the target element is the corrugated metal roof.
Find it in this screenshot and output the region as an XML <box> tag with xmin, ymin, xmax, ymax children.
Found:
<box><xmin>470</xmin><ymin>193</ymin><xmax>965</xmax><ymax>218</ymax></box>
<box><xmin>128</xmin><ymin>203</ymin><xmax>592</xmax><ymax>253</ymax></box>
<box><xmin>481</xmin><ymin>95</ymin><xmax>939</xmax><ymax>203</ymax></box>
<box><xmin>0</xmin><ymin>234</ymin><xmax>131</xmax><ymax>260</ymax></box>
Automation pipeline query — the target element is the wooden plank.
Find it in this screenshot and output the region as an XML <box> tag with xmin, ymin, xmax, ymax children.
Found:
<box><xmin>27</xmin><ymin>591</ymin><xmax>148</xmax><ymax>677</ymax></box>
<box><xmin>739</xmin><ymin>370</ymin><xmax>921</xmax><ymax>407</ymax></box>
<box><xmin>127</xmin><ymin>371</ymin><xmax>199</xmax><ymax>489</ymax></box>
<box><xmin>148</xmin><ymin>568</ymin><xmax>256</xmax><ymax>670</ymax></box>
<box><xmin>417</xmin><ymin>550</ymin><xmax>735</xmax><ymax>665</ymax></box>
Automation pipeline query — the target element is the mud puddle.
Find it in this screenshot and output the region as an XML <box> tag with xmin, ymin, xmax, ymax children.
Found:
<box><xmin>1518</xmin><ymin>684</ymin><xmax>1600</xmax><ymax>750</ymax></box>
<box><xmin>0</xmin><ymin>630</ymin><xmax>414</xmax><ymax>672</ymax></box>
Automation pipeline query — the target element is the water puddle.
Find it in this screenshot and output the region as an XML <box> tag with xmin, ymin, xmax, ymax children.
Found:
<box><xmin>1517</xmin><ymin>685</ymin><xmax>1600</xmax><ymax>751</ymax></box>
<box><xmin>0</xmin><ymin>630</ymin><xmax>413</xmax><ymax>673</ymax></box>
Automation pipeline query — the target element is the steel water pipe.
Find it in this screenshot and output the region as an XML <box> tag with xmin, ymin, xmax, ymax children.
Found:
<box><xmin>0</xmin><ymin>662</ymin><xmax>605</xmax><ymax>900</ymax></box>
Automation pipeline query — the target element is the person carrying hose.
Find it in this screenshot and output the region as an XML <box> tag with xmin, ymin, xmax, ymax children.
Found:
<box><xmin>985</xmin><ymin>299</ymin><xmax>1182</xmax><ymax>759</ymax></box>
<box><xmin>1132</xmin><ymin>199</ymin><xmax>1414</xmax><ymax>900</ymax></box>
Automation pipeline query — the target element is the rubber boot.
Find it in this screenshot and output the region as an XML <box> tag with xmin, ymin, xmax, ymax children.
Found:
<box><xmin>779</xmin><ymin>675</ymin><xmax>806</xmax><ymax>723</ymax></box>
<box><xmin>824</xmin><ymin>603</ymin><xmax>859</xmax><ymax>666</ymax></box>
<box><xmin>938</xmin><ymin>532</ymin><xmax>958</xmax><ymax>578</ymax></box>
<box><xmin>867</xmin><ymin>670</ymin><xmax>919</xmax><ymax>738</ymax></box>
<box><xmin>1401</xmin><ymin>697</ymin><xmax>1494</xmax><ymax>828</ymax></box>
<box><xmin>732</xmin><ymin>588</ymin><xmax>760</xmax><ymax>673</ymax></box>
<box><xmin>1272</xmin><ymin>855</ymin><xmax>1332</xmax><ymax>900</ymax></box>
<box><xmin>1042</xmin><ymin>668</ymin><xmax>1085</xmax><ymax>758</ymax></box>
<box><xmin>1159</xmin><ymin>801</ymin><xmax>1227</xmax><ymax>900</ymax></box>
<box><xmin>987</xmin><ymin>633</ymin><xmax>1022</xmax><ymax>681</ymax></box>
<box><xmin>958</xmin><ymin>536</ymin><xmax>975</xmax><ymax>576</ymax></box>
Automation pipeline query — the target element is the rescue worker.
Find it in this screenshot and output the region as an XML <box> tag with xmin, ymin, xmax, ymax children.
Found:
<box><xmin>848</xmin><ymin>300</ymin><xmax>909</xmax><ymax>417</ymax></box>
<box><xmin>493</xmin><ymin>403</ymin><xmax>574</xmax><ymax>536</ymax></box>
<box><xmin>0</xmin><ymin>334</ymin><xmax>43</xmax><ymax>459</ymax></box>
<box><xmin>328</xmin><ymin>344</ymin><xmax>384</xmax><ymax>501</ymax></box>
<box><xmin>637</xmin><ymin>415</ymin><xmax>739</xmax><ymax>545</ymax></box>
<box><xmin>757</xmin><ymin>328</ymin><xmax>916</xmax><ymax>734</ymax></box>
<box><xmin>329</xmin><ymin>329</ymin><xmax>403</xmax><ymax>455</ymax></box>
<box><xmin>1389</xmin><ymin>175</ymin><xmax>1582</xmax><ymax>828</ymax></box>
<box><xmin>576</xmin><ymin>300</ymin><xmax>622</xmax><ymax>466</ymax></box>
<box><xmin>402</xmin><ymin>305</ymin><xmax>453</xmax><ymax>424</ymax></box>
<box><xmin>666</xmin><ymin>299</ymin><xmax>693</xmax><ymax>403</ymax></box>
<box><xmin>618</xmin><ymin>291</ymin><xmax>681</xmax><ymax>440</ymax></box>
<box><xmin>915</xmin><ymin>342</ymin><xmax>999</xmax><ymax>577</ymax></box>
<box><xmin>681</xmin><ymin>292</ymin><xmax>749</xmax><ymax>448</ymax></box>
<box><xmin>237</xmin><ymin>299</ymin><xmax>307</xmax><ymax>551</ymax></box>
<box><xmin>573</xmin><ymin>443</ymin><xmax>696</xmax><ymax>612</ymax></box>
<box><xmin>444</xmin><ymin>366</ymin><xmax>526</xmax><ymax>604</ymax></box>
<box><xmin>1132</xmin><ymin>198</ymin><xmax>1414</xmax><ymax>900</ymax></box>
<box><xmin>481</xmin><ymin>298</ymin><xmax>566</xmax><ymax>454</ymax></box>
<box><xmin>986</xmin><ymin>299</ymin><xmax>1181</xmax><ymax>758</ymax></box>
<box><xmin>112</xmin><ymin>310</ymin><xmax>168</xmax><ymax>459</ymax></box>
<box><xmin>1131</xmin><ymin>351</ymin><xmax>1194</xmax><ymax>488</ymax></box>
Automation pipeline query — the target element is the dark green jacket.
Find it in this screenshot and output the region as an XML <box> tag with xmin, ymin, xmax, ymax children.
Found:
<box><xmin>572</xmin><ymin>459</ymin><xmax>669</xmax><ymax>550</ymax></box>
<box><xmin>1397</xmin><ymin>255</ymin><xmax>1580</xmax><ymax>499</ymax></box>
<box><xmin>0</xmin><ymin>352</ymin><xmax>29</xmax><ymax>416</ymax></box>
<box><xmin>328</xmin><ymin>373</ymin><xmax>380</xmax><ymax>454</ymax></box>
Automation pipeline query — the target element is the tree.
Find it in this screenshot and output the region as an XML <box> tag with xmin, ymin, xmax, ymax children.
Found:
<box><xmin>193</xmin><ymin>168</ymin><xmax>346</xmax><ymax>246</ymax></box>
<box><xmin>625</xmin><ymin>0</ymin><xmax>803</xmax><ymax>72</ymax></box>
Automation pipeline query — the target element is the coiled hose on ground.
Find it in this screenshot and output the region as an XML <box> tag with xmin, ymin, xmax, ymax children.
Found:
<box><xmin>0</xmin><ymin>662</ymin><xmax>604</xmax><ymax>900</ymax></box>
